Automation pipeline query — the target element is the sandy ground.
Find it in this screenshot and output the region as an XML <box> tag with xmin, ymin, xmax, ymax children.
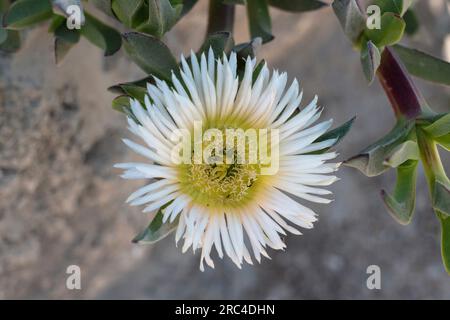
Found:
<box><xmin>0</xmin><ymin>0</ymin><xmax>449</xmax><ymax>299</ymax></box>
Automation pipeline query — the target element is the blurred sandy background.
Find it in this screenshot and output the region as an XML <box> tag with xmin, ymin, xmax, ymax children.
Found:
<box><xmin>0</xmin><ymin>0</ymin><xmax>449</xmax><ymax>299</ymax></box>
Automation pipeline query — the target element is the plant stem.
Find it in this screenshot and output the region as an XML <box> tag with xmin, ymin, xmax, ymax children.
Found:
<box><xmin>416</xmin><ymin>128</ymin><xmax>449</xmax><ymax>191</ymax></box>
<box><xmin>416</xmin><ymin>128</ymin><xmax>450</xmax><ymax>275</ymax></box>
<box><xmin>376</xmin><ymin>47</ymin><xmax>429</xmax><ymax>120</ymax></box>
<box><xmin>206</xmin><ymin>0</ymin><xmax>235</xmax><ymax>37</ymax></box>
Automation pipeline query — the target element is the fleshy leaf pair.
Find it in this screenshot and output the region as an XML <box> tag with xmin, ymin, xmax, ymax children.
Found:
<box><xmin>334</xmin><ymin>0</ymin><xmax>450</xmax><ymax>86</ymax></box>
<box><xmin>0</xmin><ymin>0</ymin><xmax>123</xmax><ymax>61</ymax></box>
<box><xmin>346</xmin><ymin>112</ymin><xmax>450</xmax><ymax>273</ymax></box>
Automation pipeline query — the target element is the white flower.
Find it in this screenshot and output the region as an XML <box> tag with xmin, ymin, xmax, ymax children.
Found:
<box><xmin>115</xmin><ymin>49</ymin><xmax>340</xmax><ymax>271</ymax></box>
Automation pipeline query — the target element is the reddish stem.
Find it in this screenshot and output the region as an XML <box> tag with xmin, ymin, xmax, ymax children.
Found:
<box><xmin>206</xmin><ymin>0</ymin><xmax>235</xmax><ymax>37</ymax></box>
<box><xmin>376</xmin><ymin>47</ymin><xmax>426</xmax><ymax>119</ymax></box>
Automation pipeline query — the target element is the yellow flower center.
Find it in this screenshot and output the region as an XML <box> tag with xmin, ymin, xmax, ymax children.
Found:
<box><xmin>178</xmin><ymin>122</ymin><xmax>268</xmax><ymax>209</ymax></box>
<box><xmin>179</xmin><ymin>162</ymin><xmax>261</xmax><ymax>208</ymax></box>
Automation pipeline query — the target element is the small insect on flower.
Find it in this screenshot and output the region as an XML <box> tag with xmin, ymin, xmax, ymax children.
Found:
<box><xmin>115</xmin><ymin>48</ymin><xmax>342</xmax><ymax>271</ymax></box>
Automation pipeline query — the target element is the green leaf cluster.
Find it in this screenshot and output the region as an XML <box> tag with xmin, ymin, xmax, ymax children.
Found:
<box><xmin>331</xmin><ymin>0</ymin><xmax>447</xmax><ymax>86</ymax></box>
<box><xmin>345</xmin><ymin>113</ymin><xmax>450</xmax><ymax>273</ymax></box>
<box><xmin>0</xmin><ymin>0</ymin><xmax>122</xmax><ymax>61</ymax></box>
<box><xmin>0</xmin><ymin>0</ymin><xmax>199</xmax><ymax>62</ymax></box>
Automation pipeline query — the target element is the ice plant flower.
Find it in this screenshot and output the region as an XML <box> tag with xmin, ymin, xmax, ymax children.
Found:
<box><xmin>115</xmin><ymin>49</ymin><xmax>340</xmax><ymax>271</ymax></box>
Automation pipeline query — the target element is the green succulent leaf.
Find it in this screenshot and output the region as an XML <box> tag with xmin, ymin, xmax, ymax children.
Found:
<box><xmin>383</xmin><ymin>139</ymin><xmax>419</xmax><ymax>168</ymax></box>
<box><xmin>133</xmin><ymin>208</ymin><xmax>179</xmax><ymax>244</ymax></box>
<box><xmin>370</xmin><ymin>0</ymin><xmax>412</xmax><ymax>16</ymax></box>
<box><xmin>268</xmin><ymin>0</ymin><xmax>327</xmax><ymax>12</ymax></box>
<box><xmin>438</xmin><ymin>215</ymin><xmax>450</xmax><ymax>276</ymax></box>
<box><xmin>48</xmin><ymin>14</ymin><xmax>64</xmax><ymax>32</ymax></box>
<box><xmin>0</xmin><ymin>0</ymin><xmax>22</xmax><ymax>51</ymax></box>
<box><xmin>51</xmin><ymin>0</ymin><xmax>85</xmax><ymax>25</ymax></box>
<box><xmin>136</xmin><ymin>0</ymin><xmax>182</xmax><ymax>38</ymax></box>
<box><xmin>0</xmin><ymin>28</ymin><xmax>6</xmax><ymax>44</ymax></box>
<box><xmin>252</xmin><ymin>59</ymin><xmax>265</xmax><ymax>84</ymax></box>
<box><xmin>54</xmin><ymin>20</ymin><xmax>80</xmax><ymax>64</ymax></box>
<box><xmin>112</xmin><ymin>95</ymin><xmax>132</xmax><ymax>113</ymax></box>
<box><xmin>0</xmin><ymin>11</ymin><xmax>8</xmax><ymax>44</ymax></box>
<box><xmin>80</xmin><ymin>12</ymin><xmax>121</xmax><ymax>56</ymax></box>
<box><xmin>360</xmin><ymin>40</ymin><xmax>381</xmax><ymax>83</ymax></box>
<box><xmin>435</xmin><ymin>135</ymin><xmax>450</xmax><ymax>151</ymax></box>
<box><xmin>90</xmin><ymin>0</ymin><xmax>115</xmax><ymax>17</ymax></box>
<box><xmin>233</xmin><ymin>37</ymin><xmax>261</xmax><ymax>59</ymax></box>
<box><xmin>332</xmin><ymin>0</ymin><xmax>366</xmax><ymax>44</ymax></box>
<box><xmin>393</xmin><ymin>45</ymin><xmax>450</xmax><ymax>86</ymax></box>
<box><xmin>416</xmin><ymin>106</ymin><xmax>450</xmax><ymax>275</ymax></box>
<box><xmin>110</xmin><ymin>82</ymin><xmax>149</xmax><ymax>103</ymax></box>
<box><xmin>122</xmin><ymin>32</ymin><xmax>178</xmax><ymax>82</ymax></box>
<box><xmin>381</xmin><ymin>159</ymin><xmax>418</xmax><ymax>225</ymax></box>
<box><xmin>344</xmin><ymin>120</ymin><xmax>414</xmax><ymax>176</ymax></box>
<box><xmin>111</xmin><ymin>0</ymin><xmax>145</xmax><ymax>27</ymax></box>
<box><xmin>424</xmin><ymin>113</ymin><xmax>450</xmax><ymax>139</ymax></box>
<box><xmin>434</xmin><ymin>181</ymin><xmax>450</xmax><ymax>218</ymax></box>
<box><xmin>0</xmin><ymin>29</ymin><xmax>20</xmax><ymax>52</ymax></box>
<box><xmin>54</xmin><ymin>38</ymin><xmax>76</xmax><ymax>65</ymax></box>
<box><xmin>199</xmin><ymin>31</ymin><xmax>234</xmax><ymax>57</ymax></box>
<box><xmin>55</xmin><ymin>21</ymin><xmax>80</xmax><ymax>43</ymax></box>
<box><xmin>234</xmin><ymin>38</ymin><xmax>262</xmax><ymax>78</ymax></box>
<box><xmin>4</xmin><ymin>0</ymin><xmax>53</xmax><ymax>30</ymax></box>
<box><xmin>247</xmin><ymin>0</ymin><xmax>273</xmax><ymax>44</ymax></box>
<box><xmin>313</xmin><ymin>116</ymin><xmax>355</xmax><ymax>152</ymax></box>
<box><xmin>112</xmin><ymin>95</ymin><xmax>141</xmax><ymax>123</ymax></box>
<box><xmin>365</xmin><ymin>12</ymin><xmax>405</xmax><ymax>47</ymax></box>
<box><xmin>439</xmin><ymin>215</ymin><xmax>450</xmax><ymax>274</ymax></box>
<box><xmin>109</xmin><ymin>76</ymin><xmax>154</xmax><ymax>96</ymax></box>
<box><xmin>403</xmin><ymin>8</ymin><xmax>418</xmax><ymax>35</ymax></box>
